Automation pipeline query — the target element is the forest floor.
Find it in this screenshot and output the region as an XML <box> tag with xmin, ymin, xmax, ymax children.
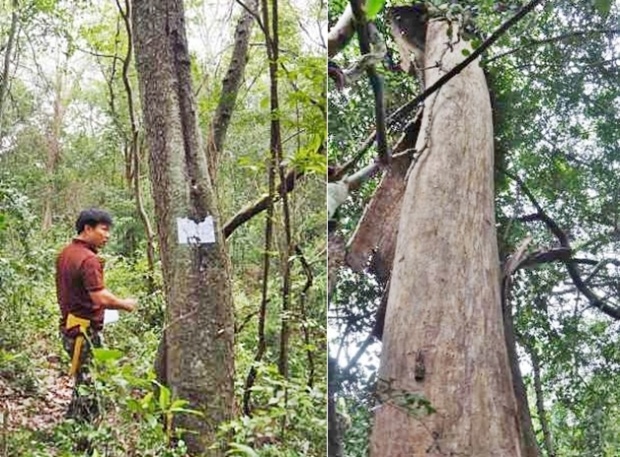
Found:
<box><xmin>0</xmin><ymin>344</ymin><xmax>73</xmax><ymax>454</ymax></box>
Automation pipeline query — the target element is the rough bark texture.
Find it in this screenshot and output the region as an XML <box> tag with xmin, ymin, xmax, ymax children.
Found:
<box><xmin>132</xmin><ymin>1</ymin><xmax>234</xmax><ymax>454</ymax></box>
<box><xmin>206</xmin><ymin>0</ymin><xmax>258</xmax><ymax>179</ymax></box>
<box><xmin>370</xmin><ymin>20</ymin><xmax>522</xmax><ymax>456</ymax></box>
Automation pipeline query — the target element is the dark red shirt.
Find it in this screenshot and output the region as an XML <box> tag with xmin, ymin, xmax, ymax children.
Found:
<box><xmin>56</xmin><ymin>239</ymin><xmax>105</xmax><ymax>334</ymax></box>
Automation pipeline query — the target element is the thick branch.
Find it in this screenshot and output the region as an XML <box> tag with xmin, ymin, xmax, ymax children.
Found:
<box><xmin>505</xmin><ymin>170</ymin><xmax>620</xmax><ymax>320</ymax></box>
<box><xmin>389</xmin><ymin>0</ymin><xmax>545</xmax><ymax>125</ymax></box>
<box><xmin>333</xmin><ymin>0</ymin><xmax>543</xmax><ymax>179</ymax></box>
<box><xmin>328</xmin><ymin>4</ymin><xmax>356</xmax><ymax>58</ymax></box>
<box><xmin>207</xmin><ymin>0</ymin><xmax>258</xmax><ymax>177</ymax></box>
<box><xmin>223</xmin><ymin>167</ymin><xmax>303</xmax><ymax>239</ymax></box>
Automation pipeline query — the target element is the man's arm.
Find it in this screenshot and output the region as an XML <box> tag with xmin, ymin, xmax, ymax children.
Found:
<box><xmin>89</xmin><ymin>289</ymin><xmax>137</xmax><ymax>312</ymax></box>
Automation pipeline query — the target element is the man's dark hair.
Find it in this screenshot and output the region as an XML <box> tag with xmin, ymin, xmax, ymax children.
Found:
<box><xmin>75</xmin><ymin>208</ymin><xmax>113</xmax><ymax>234</ymax></box>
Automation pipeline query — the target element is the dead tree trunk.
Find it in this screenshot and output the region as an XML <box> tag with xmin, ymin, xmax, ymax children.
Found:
<box><xmin>132</xmin><ymin>1</ymin><xmax>235</xmax><ymax>454</ymax></box>
<box><xmin>369</xmin><ymin>20</ymin><xmax>522</xmax><ymax>456</ymax></box>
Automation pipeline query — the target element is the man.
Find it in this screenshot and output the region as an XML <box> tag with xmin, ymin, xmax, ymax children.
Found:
<box><xmin>56</xmin><ymin>208</ymin><xmax>137</xmax><ymax>420</ymax></box>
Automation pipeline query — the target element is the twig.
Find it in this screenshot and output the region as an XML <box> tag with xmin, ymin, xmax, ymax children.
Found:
<box><xmin>486</xmin><ymin>28</ymin><xmax>620</xmax><ymax>64</ymax></box>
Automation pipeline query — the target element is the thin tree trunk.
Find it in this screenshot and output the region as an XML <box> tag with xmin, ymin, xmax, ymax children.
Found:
<box><xmin>206</xmin><ymin>0</ymin><xmax>258</xmax><ymax>180</ymax></box>
<box><xmin>328</xmin><ymin>356</ymin><xmax>344</xmax><ymax>457</ymax></box>
<box><xmin>132</xmin><ymin>1</ymin><xmax>235</xmax><ymax>454</ymax></box>
<box><xmin>242</xmin><ymin>0</ymin><xmax>278</xmax><ymax>417</ymax></box>
<box><xmin>42</xmin><ymin>68</ymin><xmax>67</xmax><ymax>230</ymax></box>
<box><xmin>370</xmin><ymin>20</ymin><xmax>522</xmax><ymax>456</ymax></box>
<box><xmin>0</xmin><ymin>0</ymin><xmax>18</xmax><ymax>138</ymax></box>
<box><xmin>529</xmin><ymin>344</ymin><xmax>555</xmax><ymax>457</ymax></box>
<box><xmin>295</xmin><ymin>245</ymin><xmax>314</xmax><ymax>387</ymax></box>
<box><xmin>116</xmin><ymin>0</ymin><xmax>156</xmax><ymax>290</ymax></box>
<box><xmin>503</xmin><ymin>293</ymin><xmax>541</xmax><ymax>457</ymax></box>
<box><xmin>266</xmin><ymin>0</ymin><xmax>292</xmax><ymax>383</ymax></box>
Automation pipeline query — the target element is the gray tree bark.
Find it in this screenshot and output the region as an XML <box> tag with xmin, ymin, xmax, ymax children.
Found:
<box><xmin>369</xmin><ymin>20</ymin><xmax>522</xmax><ymax>456</ymax></box>
<box><xmin>132</xmin><ymin>1</ymin><xmax>235</xmax><ymax>454</ymax></box>
<box><xmin>206</xmin><ymin>0</ymin><xmax>258</xmax><ymax>180</ymax></box>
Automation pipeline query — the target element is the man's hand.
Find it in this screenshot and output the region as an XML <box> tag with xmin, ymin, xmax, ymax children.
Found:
<box><xmin>90</xmin><ymin>289</ymin><xmax>138</xmax><ymax>313</ymax></box>
<box><xmin>121</xmin><ymin>298</ymin><xmax>137</xmax><ymax>312</ymax></box>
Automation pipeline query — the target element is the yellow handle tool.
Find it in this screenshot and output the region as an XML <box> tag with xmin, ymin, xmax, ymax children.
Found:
<box><xmin>66</xmin><ymin>313</ymin><xmax>91</xmax><ymax>376</ymax></box>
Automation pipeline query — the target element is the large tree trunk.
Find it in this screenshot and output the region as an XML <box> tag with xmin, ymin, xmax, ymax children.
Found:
<box><xmin>132</xmin><ymin>1</ymin><xmax>235</xmax><ymax>454</ymax></box>
<box><xmin>369</xmin><ymin>20</ymin><xmax>522</xmax><ymax>456</ymax></box>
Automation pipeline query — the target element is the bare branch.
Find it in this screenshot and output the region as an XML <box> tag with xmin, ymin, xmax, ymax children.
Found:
<box><xmin>487</xmin><ymin>28</ymin><xmax>620</xmax><ymax>64</ymax></box>
<box><xmin>504</xmin><ymin>169</ymin><xmax>620</xmax><ymax>320</ymax></box>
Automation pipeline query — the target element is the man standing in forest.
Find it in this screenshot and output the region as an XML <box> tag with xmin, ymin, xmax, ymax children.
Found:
<box><xmin>56</xmin><ymin>208</ymin><xmax>137</xmax><ymax>420</ymax></box>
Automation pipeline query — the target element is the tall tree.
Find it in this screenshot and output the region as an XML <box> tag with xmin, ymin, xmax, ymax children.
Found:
<box><xmin>132</xmin><ymin>0</ymin><xmax>234</xmax><ymax>454</ymax></box>
<box><xmin>368</xmin><ymin>19</ymin><xmax>522</xmax><ymax>455</ymax></box>
<box><xmin>330</xmin><ymin>0</ymin><xmax>620</xmax><ymax>454</ymax></box>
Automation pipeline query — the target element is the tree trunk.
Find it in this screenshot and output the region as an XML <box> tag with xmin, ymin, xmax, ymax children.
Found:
<box><xmin>504</xmin><ymin>296</ymin><xmax>541</xmax><ymax>457</ymax></box>
<box><xmin>132</xmin><ymin>1</ymin><xmax>235</xmax><ymax>454</ymax></box>
<box><xmin>206</xmin><ymin>0</ymin><xmax>258</xmax><ymax>180</ymax></box>
<box><xmin>0</xmin><ymin>0</ymin><xmax>18</xmax><ymax>139</ymax></box>
<box><xmin>42</xmin><ymin>68</ymin><xmax>68</xmax><ymax>230</ymax></box>
<box><xmin>369</xmin><ymin>20</ymin><xmax>522</xmax><ymax>456</ymax></box>
<box><xmin>116</xmin><ymin>0</ymin><xmax>157</xmax><ymax>291</ymax></box>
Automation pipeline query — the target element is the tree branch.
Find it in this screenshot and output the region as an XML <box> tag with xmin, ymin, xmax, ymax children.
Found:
<box><xmin>349</xmin><ymin>0</ymin><xmax>389</xmax><ymax>165</ymax></box>
<box><xmin>389</xmin><ymin>0</ymin><xmax>545</xmax><ymax>125</ymax></box>
<box><xmin>328</xmin><ymin>4</ymin><xmax>356</xmax><ymax>58</ymax></box>
<box><xmin>487</xmin><ymin>28</ymin><xmax>620</xmax><ymax>64</ymax></box>
<box><xmin>504</xmin><ymin>169</ymin><xmax>620</xmax><ymax>320</ymax></box>
<box><xmin>224</xmin><ymin>168</ymin><xmax>303</xmax><ymax>239</ymax></box>
<box><xmin>333</xmin><ymin>0</ymin><xmax>544</xmax><ymax>178</ymax></box>
<box><xmin>207</xmin><ymin>0</ymin><xmax>258</xmax><ymax>179</ymax></box>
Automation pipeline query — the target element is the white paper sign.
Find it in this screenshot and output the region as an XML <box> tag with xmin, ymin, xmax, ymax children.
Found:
<box><xmin>104</xmin><ymin>309</ymin><xmax>119</xmax><ymax>325</ymax></box>
<box><xmin>177</xmin><ymin>216</ymin><xmax>216</xmax><ymax>244</ymax></box>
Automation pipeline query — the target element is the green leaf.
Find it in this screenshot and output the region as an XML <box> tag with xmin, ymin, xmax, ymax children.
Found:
<box><xmin>366</xmin><ymin>0</ymin><xmax>386</xmax><ymax>19</ymax></box>
<box><xmin>92</xmin><ymin>348</ymin><xmax>124</xmax><ymax>362</ymax></box>
<box><xmin>461</xmin><ymin>49</ymin><xmax>471</xmax><ymax>57</ymax></box>
<box><xmin>227</xmin><ymin>443</ymin><xmax>259</xmax><ymax>457</ymax></box>
<box><xmin>158</xmin><ymin>383</ymin><xmax>171</xmax><ymax>410</ymax></box>
<box><xmin>594</xmin><ymin>0</ymin><xmax>612</xmax><ymax>17</ymax></box>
